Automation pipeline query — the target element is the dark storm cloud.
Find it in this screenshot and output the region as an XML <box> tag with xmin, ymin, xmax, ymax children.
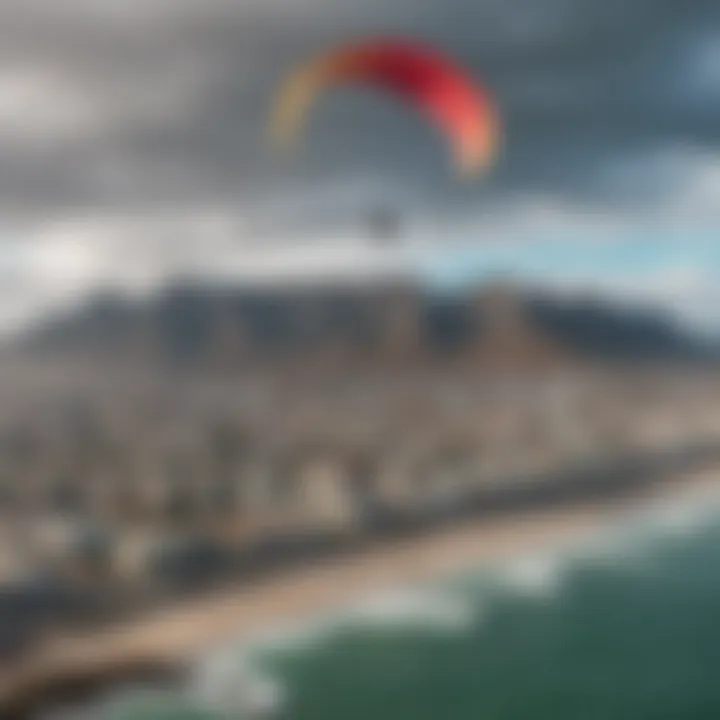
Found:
<box><xmin>0</xmin><ymin>0</ymin><xmax>718</xmax><ymax>220</ymax></box>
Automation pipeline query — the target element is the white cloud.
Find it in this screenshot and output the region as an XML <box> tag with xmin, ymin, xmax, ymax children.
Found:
<box><xmin>0</xmin><ymin>143</ymin><xmax>719</xmax><ymax>335</ymax></box>
<box><xmin>0</xmin><ymin>67</ymin><xmax>102</xmax><ymax>146</ymax></box>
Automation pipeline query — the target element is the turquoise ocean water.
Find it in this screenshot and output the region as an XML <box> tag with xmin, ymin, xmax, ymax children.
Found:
<box><xmin>60</xmin><ymin>490</ymin><xmax>720</xmax><ymax>720</ymax></box>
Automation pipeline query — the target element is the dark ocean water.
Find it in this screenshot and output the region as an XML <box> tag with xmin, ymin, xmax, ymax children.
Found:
<box><xmin>70</xmin><ymin>493</ymin><xmax>720</xmax><ymax>720</ymax></box>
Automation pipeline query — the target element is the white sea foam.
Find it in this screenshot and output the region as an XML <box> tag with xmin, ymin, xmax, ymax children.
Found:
<box><xmin>223</xmin><ymin>584</ymin><xmax>479</xmax><ymax>661</ymax></box>
<box><xmin>649</xmin><ymin>497</ymin><xmax>718</xmax><ymax>537</ymax></box>
<box><xmin>190</xmin><ymin>583</ymin><xmax>479</xmax><ymax>718</ymax></box>
<box><xmin>549</xmin><ymin>491</ymin><xmax>720</xmax><ymax>576</ymax></box>
<box><xmin>193</xmin><ymin>652</ymin><xmax>286</xmax><ymax>718</ymax></box>
<box><xmin>234</xmin><ymin>613</ymin><xmax>338</xmax><ymax>657</ymax></box>
<box><xmin>198</xmin><ymin>589</ymin><xmax>471</xmax><ymax>718</ymax></box>
<box><xmin>568</xmin><ymin>531</ymin><xmax>646</xmax><ymax>569</ymax></box>
<box><xmin>499</xmin><ymin>553</ymin><xmax>566</xmax><ymax>598</ymax></box>
<box><xmin>346</xmin><ymin>587</ymin><xmax>477</xmax><ymax>632</ymax></box>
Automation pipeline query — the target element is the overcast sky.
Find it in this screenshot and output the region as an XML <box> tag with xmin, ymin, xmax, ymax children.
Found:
<box><xmin>1</xmin><ymin>0</ymin><xmax>720</xmax><ymax>331</ymax></box>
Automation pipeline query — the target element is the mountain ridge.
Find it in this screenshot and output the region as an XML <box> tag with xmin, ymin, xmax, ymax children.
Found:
<box><xmin>18</xmin><ymin>279</ymin><xmax>715</xmax><ymax>371</ymax></box>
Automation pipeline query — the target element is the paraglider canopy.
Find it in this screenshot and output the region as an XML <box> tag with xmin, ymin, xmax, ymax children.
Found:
<box><xmin>269</xmin><ymin>37</ymin><xmax>500</xmax><ymax>179</ymax></box>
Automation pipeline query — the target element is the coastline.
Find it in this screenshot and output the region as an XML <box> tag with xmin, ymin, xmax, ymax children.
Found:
<box><xmin>4</xmin><ymin>462</ymin><xmax>720</xmax><ymax>717</ymax></box>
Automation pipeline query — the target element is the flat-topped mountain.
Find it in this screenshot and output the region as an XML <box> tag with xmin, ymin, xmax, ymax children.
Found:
<box><xmin>18</xmin><ymin>279</ymin><xmax>714</xmax><ymax>371</ymax></box>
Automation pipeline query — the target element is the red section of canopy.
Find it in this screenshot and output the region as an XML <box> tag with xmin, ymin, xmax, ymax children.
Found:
<box><xmin>273</xmin><ymin>37</ymin><xmax>499</xmax><ymax>177</ymax></box>
<box><xmin>332</xmin><ymin>39</ymin><xmax>492</xmax><ymax>153</ymax></box>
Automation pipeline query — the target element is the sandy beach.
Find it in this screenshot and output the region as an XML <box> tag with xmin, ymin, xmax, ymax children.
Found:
<box><xmin>3</xmin><ymin>462</ymin><xmax>720</xmax><ymax>717</ymax></box>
